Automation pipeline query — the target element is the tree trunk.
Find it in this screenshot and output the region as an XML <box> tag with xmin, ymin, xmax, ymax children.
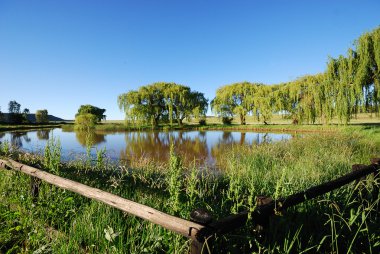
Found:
<box><xmin>240</xmin><ymin>114</ymin><xmax>246</xmax><ymax>125</ymax></box>
<box><xmin>151</xmin><ymin>115</ymin><xmax>159</xmax><ymax>128</ymax></box>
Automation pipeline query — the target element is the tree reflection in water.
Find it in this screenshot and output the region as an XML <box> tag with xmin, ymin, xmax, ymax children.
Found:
<box><xmin>10</xmin><ymin>132</ymin><xmax>31</xmax><ymax>148</ymax></box>
<box><xmin>0</xmin><ymin>129</ymin><xmax>292</xmax><ymax>167</ymax></box>
<box><xmin>120</xmin><ymin>131</ymin><xmax>209</xmax><ymax>166</ymax></box>
<box><xmin>36</xmin><ymin>130</ymin><xmax>50</xmax><ymax>140</ymax></box>
<box><xmin>75</xmin><ymin>130</ymin><xmax>106</xmax><ymax>147</ymax></box>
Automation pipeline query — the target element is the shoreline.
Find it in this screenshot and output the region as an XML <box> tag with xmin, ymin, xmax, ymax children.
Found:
<box><xmin>2</xmin><ymin>122</ymin><xmax>379</xmax><ymax>134</ymax></box>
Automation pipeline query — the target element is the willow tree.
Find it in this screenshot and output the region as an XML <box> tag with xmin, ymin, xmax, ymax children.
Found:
<box><xmin>211</xmin><ymin>26</ymin><xmax>380</xmax><ymax>125</ymax></box>
<box><xmin>162</xmin><ymin>83</ymin><xmax>188</xmax><ymax>126</ymax></box>
<box><xmin>76</xmin><ymin>105</ymin><xmax>106</xmax><ymax>122</ymax></box>
<box><xmin>118</xmin><ymin>84</ymin><xmax>166</xmax><ymax>127</ymax></box>
<box><xmin>273</xmin><ymin>81</ymin><xmax>304</xmax><ymax>123</ymax></box>
<box><xmin>211</xmin><ymin>82</ymin><xmax>258</xmax><ymax>124</ymax></box>
<box><xmin>335</xmin><ymin>51</ymin><xmax>359</xmax><ymax>123</ymax></box>
<box><xmin>118</xmin><ymin>82</ymin><xmax>208</xmax><ymax>127</ymax></box>
<box><xmin>373</xmin><ymin>28</ymin><xmax>380</xmax><ymax>112</ymax></box>
<box><xmin>252</xmin><ymin>85</ymin><xmax>275</xmax><ymax>123</ymax></box>
<box><xmin>169</xmin><ymin>90</ymin><xmax>208</xmax><ymax>125</ymax></box>
<box><xmin>162</xmin><ymin>83</ymin><xmax>208</xmax><ymax>126</ymax></box>
<box><xmin>355</xmin><ymin>28</ymin><xmax>380</xmax><ymax>114</ymax></box>
<box><xmin>294</xmin><ymin>75</ymin><xmax>326</xmax><ymax>124</ymax></box>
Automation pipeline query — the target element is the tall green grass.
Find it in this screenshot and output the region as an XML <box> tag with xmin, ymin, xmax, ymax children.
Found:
<box><xmin>0</xmin><ymin>129</ymin><xmax>379</xmax><ymax>253</ymax></box>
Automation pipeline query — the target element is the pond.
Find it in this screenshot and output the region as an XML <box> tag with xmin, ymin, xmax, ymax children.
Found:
<box><xmin>0</xmin><ymin>129</ymin><xmax>294</xmax><ymax>167</ymax></box>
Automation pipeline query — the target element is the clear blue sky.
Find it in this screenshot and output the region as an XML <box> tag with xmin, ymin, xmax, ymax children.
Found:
<box><xmin>0</xmin><ymin>0</ymin><xmax>379</xmax><ymax>120</ymax></box>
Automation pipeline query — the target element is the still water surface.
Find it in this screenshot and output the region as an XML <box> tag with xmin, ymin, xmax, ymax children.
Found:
<box><xmin>0</xmin><ymin>129</ymin><xmax>293</xmax><ymax>166</ymax></box>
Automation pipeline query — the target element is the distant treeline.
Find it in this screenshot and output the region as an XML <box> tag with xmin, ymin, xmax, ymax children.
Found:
<box><xmin>0</xmin><ymin>100</ymin><xmax>57</xmax><ymax>124</ymax></box>
<box><xmin>120</xmin><ymin>26</ymin><xmax>379</xmax><ymax>125</ymax></box>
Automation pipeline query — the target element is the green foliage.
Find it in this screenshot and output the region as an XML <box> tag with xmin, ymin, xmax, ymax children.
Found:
<box><xmin>96</xmin><ymin>146</ymin><xmax>107</xmax><ymax>170</ymax></box>
<box><xmin>35</xmin><ymin>109</ymin><xmax>49</xmax><ymax>123</ymax></box>
<box><xmin>74</xmin><ymin>113</ymin><xmax>98</xmax><ymax>131</ymax></box>
<box><xmin>44</xmin><ymin>137</ymin><xmax>61</xmax><ymax>175</ymax></box>
<box><xmin>7</xmin><ymin>100</ymin><xmax>24</xmax><ymax>124</ymax></box>
<box><xmin>211</xmin><ymin>82</ymin><xmax>260</xmax><ymax>124</ymax></box>
<box><xmin>76</xmin><ymin>104</ymin><xmax>106</xmax><ymax>122</ymax></box>
<box><xmin>212</xmin><ymin>26</ymin><xmax>380</xmax><ymax>125</ymax></box>
<box><xmin>22</xmin><ymin>108</ymin><xmax>30</xmax><ymax>123</ymax></box>
<box><xmin>0</xmin><ymin>140</ymin><xmax>11</xmax><ymax>156</ymax></box>
<box><xmin>222</xmin><ymin>116</ymin><xmax>233</xmax><ymax>125</ymax></box>
<box><xmin>8</xmin><ymin>100</ymin><xmax>21</xmax><ymax>115</ymax></box>
<box><xmin>118</xmin><ymin>82</ymin><xmax>208</xmax><ymax>127</ymax></box>
<box><xmin>167</xmin><ymin>143</ymin><xmax>183</xmax><ymax>214</ymax></box>
<box><xmin>198</xmin><ymin>117</ymin><xmax>206</xmax><ymax>126</ymax></box>
<box><xmin>0</xmin><ymin>107</ymin><xmax>4</xmax><ymax>123</ymax></box>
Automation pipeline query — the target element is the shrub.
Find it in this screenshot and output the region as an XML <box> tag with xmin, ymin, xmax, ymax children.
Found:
<box><xmin>75</xmin><ymin>113</ymin><xmax>98</xmax><ymax>131</ymax></box>
<box><xmin>198</xmin><ymin>118</ymin><xmax>206</xmax><ymax>126</ymax></box>
<box><xmin>35</xmin><ymin>109</ymin><xmax>49</xmax><ymax>123</ymax></box>
<box><xmin>222</xmin><ymin>117</ymin><xmax>233</xmax><ymax>125</ymax></box>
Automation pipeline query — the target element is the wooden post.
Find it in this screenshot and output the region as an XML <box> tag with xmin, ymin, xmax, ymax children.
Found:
<box><xmin>190</xmin><ymin>240</ymin><xmax>204</xmax><ymax>254</ymax></box>
<box><xmin>190</xmin><ymin>209</ymin><xmax>213</xmax><ymax>254</ymax></box>
<box><xmin>254</xmin><ymin>196</ymin><xmax>273</xmax><ymax>240</ymax></box>
<box><xmin>30</xmin><ymin>176</ymin><xmax>41</xmax><ymax>202</ymax></box>
<box><xmin>371</xmin><ymin>158</ymin><xmax>380</xmax><ymax>213</ymax></box>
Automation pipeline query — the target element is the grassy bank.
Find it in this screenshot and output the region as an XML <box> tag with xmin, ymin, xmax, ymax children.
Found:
<box><xmin>0</xmin><ymin>127</ymin><xmax>379</xmax><ymax>253</ymax></box>
<box><xmin>0</xmin><ymin>124</ymin><xmax>62</xmax><ymax>132</ymax></box>
<box><xmin>3</xmin><ymin>112</ymin><xmax>378</xmax><ymax>133</ymax></box>
<box><xmin>56</xmin><ymin>112</ymin><xmax>380</xmax><ymax>133</ymax></box>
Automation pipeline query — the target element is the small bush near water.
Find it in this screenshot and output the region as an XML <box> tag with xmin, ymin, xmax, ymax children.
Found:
<box><xmin>0</xmin><ymin>128</ymin><xmax>379</xmax><ymax>253</ymax></box>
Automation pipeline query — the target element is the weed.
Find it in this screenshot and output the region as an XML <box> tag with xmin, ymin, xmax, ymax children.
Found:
<box><xmin>43</xmin><ymin>137</ymin><xmax>61</xmax><ymax>175</ymax></box>
<box><xmin>167</xmin><ymin>143</ymin><xmax>183</xmax><ymax>214</ymax></box>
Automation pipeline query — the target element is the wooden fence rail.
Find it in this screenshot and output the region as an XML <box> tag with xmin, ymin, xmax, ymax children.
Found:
<box><xmin>0</xmin><ymin>159</ymin><xmax>204</xmax><ymax>241</ymax></box>
<box><xmin>0</xmin><ymin>158</ymin><xmax>379</xmax><ymax>253</ymax></box>
<box><xmin>196</xmin><ymin>159</ymin><xmax>380</xmax><ymax>240</ymax></box>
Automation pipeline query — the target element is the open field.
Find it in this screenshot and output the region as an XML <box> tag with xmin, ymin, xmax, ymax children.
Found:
<box><xmin>0</xmin><ymin>125</ymin><xmax>379</xmax><ymax>253</ymax></box>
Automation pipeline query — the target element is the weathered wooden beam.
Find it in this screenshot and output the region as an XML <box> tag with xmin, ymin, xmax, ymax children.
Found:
<box><xmin>279</xmin><ymin>162</ymin><xmax>380</xmax><ymax>210</ymax></box>
<box><xmin>371</xmin><ymin>158</ymin><xmax>380</xmax><ymax>208</ymax></box>
<box><xmin>0</xmin><ymin>159</ymin><xmax>204</xmax><ymax>240</ymax></box>
<box><xmin>197</xmin><ymin>161</ymin><xmax>380</xmax><ymax>238</ymax></box>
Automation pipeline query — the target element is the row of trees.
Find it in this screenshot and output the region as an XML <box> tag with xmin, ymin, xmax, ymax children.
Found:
<box><xmin>0</xmin><ymin>100</ymin><xmax>49</xmax><ymax>124</ymax></box>
<box><xmin>211</xmin><ymin>26</ymin><xmax>380</xmax><ymax>125</ymax></box>
<box><xmin>117</xmin><ymin>82</ymin><xmax>208</xmax><ymax>127</ymax></box>
<box><xmin>117</xmin><ymin>27</ymin><xmax>379</xmax><ymax>126</ymax></box>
